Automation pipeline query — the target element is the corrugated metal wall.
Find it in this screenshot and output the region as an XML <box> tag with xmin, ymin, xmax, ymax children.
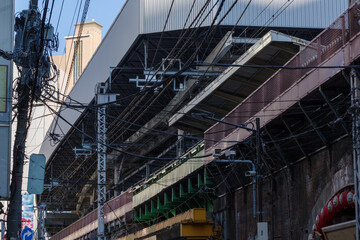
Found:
<box><xmin>219</xmin><ymin>0</ymin><xmax>348</xmax><ymax>29</ymax></box>
<box><xmin>140</xmin><ymin>0</ymin><xmax>215</xmax><ymax>33</ymax></box>
<box><xmin>140</xmin><ymin>0</ymin><xmax>349</xmax><ymax>34</ymax></box>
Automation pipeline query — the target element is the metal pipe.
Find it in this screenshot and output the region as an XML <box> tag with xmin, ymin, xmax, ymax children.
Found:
<box><xmin>144</xmin><ymin>40</ymin><xmax>148</xmax><ymax>69</ymax></box>
<box><xmin>253</xmin><ymin>175</ymin><xmax>256</xmax><ymax>219</ymax></box>
<box><xmin>256</xmin><ymin>118</ymin><xmax>262</xmax><ymax>222</ymax></box>
<box><xmin>109</xmin><ymin>68</ymin><xmax>113</xmax><ymax>91</ymax></box>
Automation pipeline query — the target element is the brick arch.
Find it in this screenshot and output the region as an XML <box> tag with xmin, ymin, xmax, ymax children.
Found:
<box><xmin>306</xmin><ymin>166</ymin><xmax>354</xmax><ymax>237</ymax></box>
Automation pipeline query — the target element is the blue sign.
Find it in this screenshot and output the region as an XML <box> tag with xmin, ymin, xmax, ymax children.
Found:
<box><xmin>21</xmin><ymin>227</ymin><xmax>33</xmax><ymax>240</ymax></box>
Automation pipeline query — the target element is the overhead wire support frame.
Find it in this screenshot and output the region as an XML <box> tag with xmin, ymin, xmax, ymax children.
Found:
<box><xmin>200</xmin><ymin>113</ymin><xmax>260</xmax><ymax>218</ymax></box>
<box><xmin>96</xmin><ymin>82</ymin><xmax>118</xmax><ymax>240</ymax></box>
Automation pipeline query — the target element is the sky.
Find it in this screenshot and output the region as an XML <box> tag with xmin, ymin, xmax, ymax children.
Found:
<box><xmin>22</xmin><ymin>194</ymin><xmax>33</xmax><ymax>220</ymax></box>
<box><xmin>15</xmin><ymin>0</ymin><xmax>126</xmax><ymax>55</ymax></box>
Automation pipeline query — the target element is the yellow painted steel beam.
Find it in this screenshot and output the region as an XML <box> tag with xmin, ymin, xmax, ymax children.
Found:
<box><xmin>181</xmin><ymin>223</ymin><xmax>214</xmax><ymax>239</ymax></box>
<box><xmin>191</xmin><ymin>208</ymin><xmax>207</xmax><ymax>223</ymax></box>
<box><xmin>117</xmin><ymin>208</ymin><xmax>219</xmax><ymax>240</ymax></box>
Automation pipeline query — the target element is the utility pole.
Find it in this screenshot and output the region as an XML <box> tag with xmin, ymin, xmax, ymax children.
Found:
<box><xmin>256</xmin><ymin>118</ymin><xmax>262</xmax><ymax>222</ymax></box>
<box><xmin>7</xmin><ymin>3</ymin><xmax>40</xmax><ymax>238</ymax></box>
<box><xmin>8</xmin><ymin>66</ymin><xmax>31</xmax><ymax>239</ymax></box>
<box><xmin>3</xmin><ymin>0</ymin><xmax>56</xmax><ymax>238</ymax></box>
<box><xmin>96</xmin><ymin>83</ymin><xmax>117</xmax><ymax>240</ymax></box>
<box><xmin>36</xmin><ymin>203</ymin><xmax>46</xmax><ymax>240</ymax></box>
<box><xmin>193</xmin><ymin>113</ymin><xmax>267</xmax><ymax>236</ymax></box>
<box><xmin>351</xmin><ymin>68</ymin><xmax>360</xmax><ymax>240</ymax></box>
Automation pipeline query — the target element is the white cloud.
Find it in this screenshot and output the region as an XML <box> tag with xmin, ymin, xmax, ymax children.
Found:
<box><xmin>22</xmin><ymin>195</ymin><xmax>34</xmax><ymax>221</ymax></box>
<box><xmin>23</xmin><ymin>212</ymin><xmax>33</xmax><ymax>219</ymax></box>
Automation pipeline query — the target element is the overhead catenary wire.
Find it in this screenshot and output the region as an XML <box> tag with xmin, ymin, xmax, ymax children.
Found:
<box><xmin>195</xmin><ymin>63</ymin><xmax>360</xmax><ymax>70</ymax></box>
<box><xmin>43</xmin><ymin>83</ymin><xmax>349</xmax><ymax>110</ymax></box>
<box><xmin>55</xmin><ymin>0</ymin><xmax>65</xmax><ymax>34</ymax></box>
<box><xmin>39</xmin><ymin>105</ymin><xmax>352</xmax><ymax>221</ymax></box>
<box><xmin>33</xmin><ymin>90</ymin><xmax>351</xmax><ymax>150</ymax></box>
<box><xmin>52</xmin><ymin>0</ymin><xmax>312</xmax><ymax>109</ymax></box>
<box><xmin>38</xmin><ymin>38</ymin><xmax>348</xmax><ymax>182</ymax></box>
<box><xmin>57</xmin><ymin>0</ymin><xmax>82</xmax><ymax>96</ymax></box>
<box><xmin>38</xmin><ymin>74</ymin><xmax>348</xmax><ymax>156</ymax></box>
<box><xmin>72</xmin><ymin>1</ymin><xmax>219</xmax><ymax>167</ymax></box>
<box><xmin>38</xmin><ymin>87</ymin><xmax>351</xmax><ymax>151</ymax></box>
<box><xmin>39</xmin><ymin>1</ymin><xmax>266</xmax><ymax>153</ymax></box>
<box><xmin>40</xmin><ymin>97</ymin><xmax>214</xmax><ymax>161</ymax></box>
<box><xmin>105</xmin><ymin>0</ymin><xmax>251</xmax><ymax>148</ymax></box>
<box><xmin>46</xmin><ymin>0</ymin><xmax>286</xmax><ymax>125</ymax></box>
<box><xmin>36</xmin><ymin>0</ymin><xmax>352</xmax><ymax>218</ymax></box>
<box><xmin>39</xmin><ymin>87</ymin><xmax>352</xmax><ymax>192</ymax></box>
<box><xmin>105</xmin><ymin>0</ymin><xmax>216</xmax><ymax>140</ymax></box>
<box><xmin>96</xmin><ymin>0</ymin><xmax>335</xmax><ymax>154</ymax></box>
<box><xmin>42</xmin><ymin>0</ymin><xmax>218</xmax><ymax>163</ymax></box>
<box><xmin>38</xmin><ymin>57</ymin><xmax>350</xmax><ymax>152</ymax></box>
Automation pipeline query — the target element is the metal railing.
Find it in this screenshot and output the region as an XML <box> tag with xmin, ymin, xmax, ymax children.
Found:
<box><xmin>50</xmin><ymin>191</ymin><xmax>132</xmax><ymax>240</ymax></box>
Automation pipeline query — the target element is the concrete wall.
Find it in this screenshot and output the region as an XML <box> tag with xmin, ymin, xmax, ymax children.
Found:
<box><xmin>53</xmin><ymin>21</ymin><xmax>103</xmax><ymax>96</ymax></box>
<box><xmin>213</xmin><ymin>137</ymin><xmax>354</xmax><ymax>240</ymax></box>
<box><xmin>140</xmin><ymin>0</ymin><xmax>348</xmax><ymax>34</ymax></box>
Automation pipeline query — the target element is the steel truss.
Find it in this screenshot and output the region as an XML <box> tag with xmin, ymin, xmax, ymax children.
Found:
<box><xmin>96</xmin><ymin>83</ymin><xmax>118</xmax><ymax>240</ymax></box>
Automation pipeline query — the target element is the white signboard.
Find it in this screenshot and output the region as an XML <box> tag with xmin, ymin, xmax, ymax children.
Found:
<box><xmin>27</xmin><ymin>154</ymin><xmax>46</xmax><ymax>194</ymax></box>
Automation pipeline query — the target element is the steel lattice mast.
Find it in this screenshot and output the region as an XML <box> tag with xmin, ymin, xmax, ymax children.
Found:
<box><xmin>97</xmin><ymin>85</ymin><xmax>107</xmax><ymax>240</ymax></box>
<box><xmin>96</xmin><ymin>83</ymin><xmax>117</xmax><ymax>240</ymax></box>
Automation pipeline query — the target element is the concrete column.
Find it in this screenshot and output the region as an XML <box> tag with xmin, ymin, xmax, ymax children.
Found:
<box><xmin>114</xmin><ymin>164</ymin><xmax>120</xmax><ymax>197</ymax></box>
<box><xmin>114</xmin><ymin>157</ymin><xmax>123</xmax><ymax>197</ymax></box>
<box><xmin>225</xmin><ymin>194</ymin><xmax>236</xmax><ymax>240</ymax></box>
<box><xmin>177</xmin><ymin>129</ymin><xmax>184</xmax><ymax>157</ymax></box>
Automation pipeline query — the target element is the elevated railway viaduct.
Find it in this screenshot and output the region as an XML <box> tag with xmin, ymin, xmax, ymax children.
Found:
<box><xmin>39</xmin><ymin>1</ymin><xmax>360</xmax><ymax>239</ymax></box>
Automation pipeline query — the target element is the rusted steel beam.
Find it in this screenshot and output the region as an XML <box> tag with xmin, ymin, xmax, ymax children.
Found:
<box><xmin>318</xmin><ymin>86</ymin><xmax>349</xmax><ymax>134</ymax></box>
<box><xmin>298</xmin><ymin>101</ymin><xmax>330</xmax><ymax>148</ymax></box>
<box><xmin>281</xmin><ymin>117</ymin><xmax>311</xmax><ymax>163</ymax></box>
<box><xmin>264</xmin><ymin>126</ymin><xmax>289</xmax><ymax>167</ymax></box>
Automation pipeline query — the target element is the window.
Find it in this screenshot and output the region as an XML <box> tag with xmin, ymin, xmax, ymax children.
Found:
<box><xmin>0</xmin><ymin>66</ymin><xmax>7</xmax><ymax>113</ymax></box>
<box><xmin>73</xmin><ymin>40</ymin><xmax>83</xmax><ymax>84</ymax></box>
